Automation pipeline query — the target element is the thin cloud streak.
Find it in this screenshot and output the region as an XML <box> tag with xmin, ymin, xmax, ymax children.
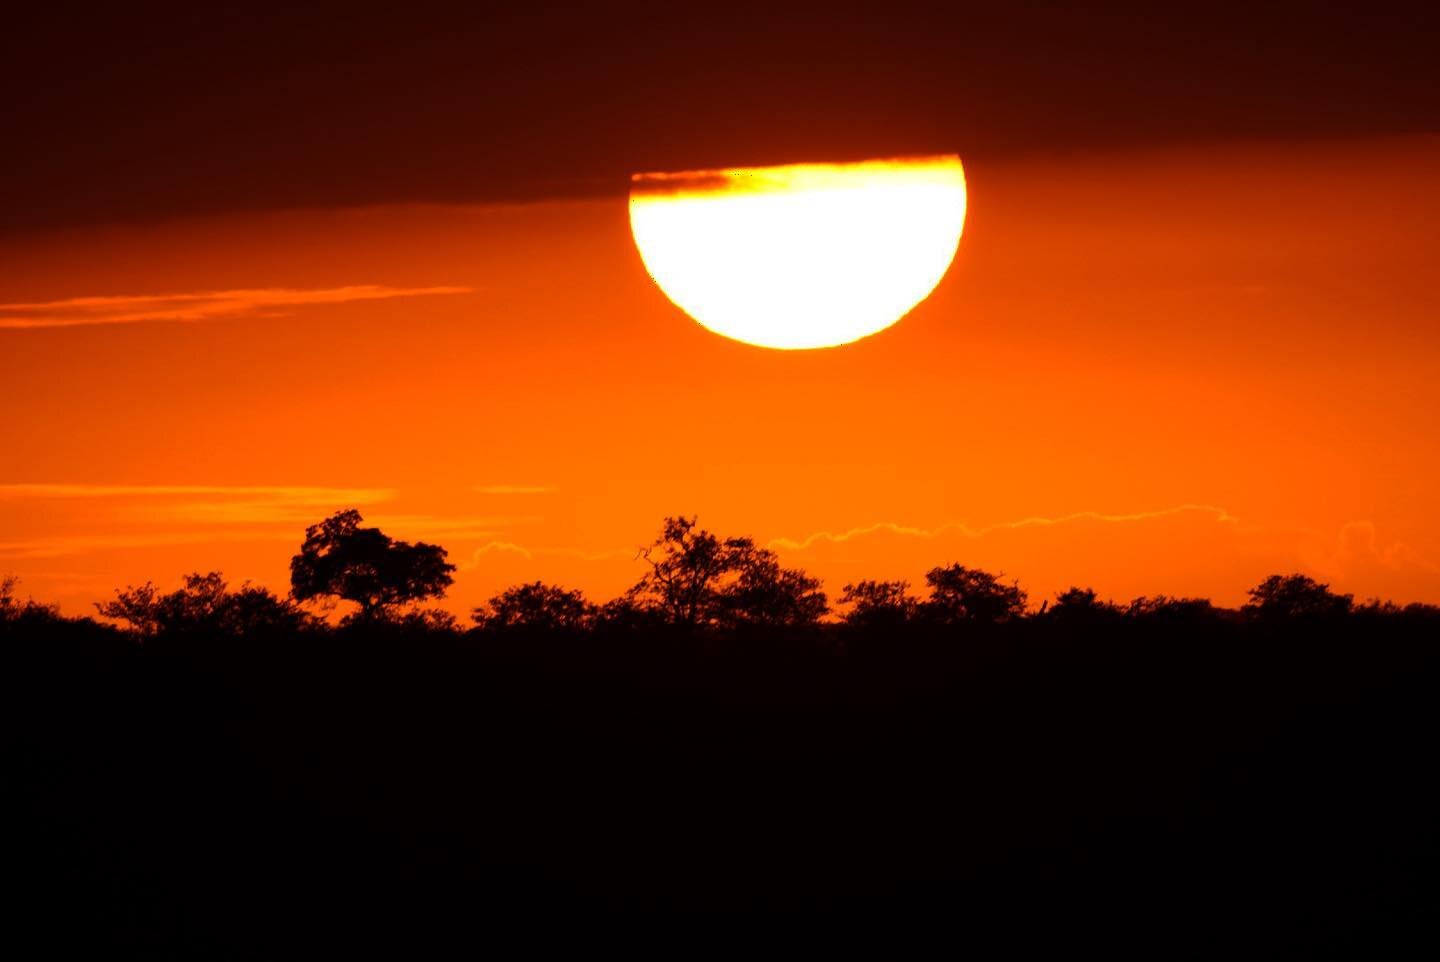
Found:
<box><xmin>0</xmin><ymin>516</ymin><xmax>529</xmax><ymax>561</ymax></box>
<box><xmin>0</xmin><ymin>530</ymin><xmax>300</xmax><ymax>561</ymax></box>
<box><xmin>0</xmin><ymin>285</ymin><xmax>472</xmax><ymax>329</ymax></box>
<box><xmin>463</xmin><ymin>542</ymin><xmax>632</xmax><ymax>570</ymax></box>
<box><xmin>458</xmin><ymin>506</ymin><xmax>1245</xmax><ymax>574</ymax></box>
<box><xmin>366</xmin><ymin>515</ymin><xmax>541</xmax><ymax>541</ymax></box>
<box><xmin>766</xmin><ymin>504</ymin><xmax>1241</xmax><ymax>552</ymax></box>
<box><xmin>0</xmin><ymin>485</ymin><xmax>398</xmax><ymax>555</ymax></box>
<box><xmin>0</xmin><ymin>484</ymin><xmax>395</xmax><ymax>503</ymax></box>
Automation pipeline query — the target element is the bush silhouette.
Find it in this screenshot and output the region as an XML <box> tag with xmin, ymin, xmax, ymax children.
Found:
<box><xmin>473</xmin><ymin>581</ymin><xmax>596</xmax><ymax>632</ymax></box>
<box><xmin>1126</xmin><ymin>594</ymin><xmax>1222</xmax><ymax>624</ymax></box>
<box><xmin>0</xmin><ymin>575</ymin><xmax>63</xmax><ymax>628</ymax></box>
<box><xmin>95</xmin><ymin>571</ymin><xmax>310</xmax><ymax>641</ymax></box>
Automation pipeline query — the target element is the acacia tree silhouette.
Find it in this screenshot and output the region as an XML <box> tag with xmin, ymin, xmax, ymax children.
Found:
<box><xmin>839</xmin><ymin>579</ymin><xmax>919</xmax><ymax>628</ymax></box>
<box><xmin>289</xmin><ymin>509</ymin><xmax>455</xmax><ymax>623</ymax></box>
<box><xmin>922</xmin><ymin>564</ymin><xmax>1028</xmax><ymax>624</ymax></box>
<box><xmin>627</xmin><ymin>515</ymin><xmax>828</xmax><ymax>628</ymax></box>
<box><xmin>718</xmin><ymin>552</ymin><xmax>828</xmax><ymax>629</ymax></box>
<box><xmin>1244</xmin><ymin>573</ymin><xmax>1354</xmax><ymax>620</ymax></box>
<box><xmin>1045</xmin><ymin>586</ymin><xmax>1122</xmax><ymax>623</ymax></box>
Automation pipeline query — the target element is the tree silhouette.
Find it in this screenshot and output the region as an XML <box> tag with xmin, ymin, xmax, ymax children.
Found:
<box><xmin>921</xmin><ymin>564</ymin><xmax>1028</xmax><ymax>625</ymax></box>
<box><xmin>96</xmin><ymin>571</ymin><xmax>308</xmax><ymax>640</ymax></box>
<box><xmin>1244</xmin><ymin>574</ymin><xmax>1353</xmax><ymax>621</ymax></box>
<box><xmin>474</xmin><ymin>581</ymin><xmax>595</xmax><ymax>632</ymax></box>
<box><xmin>290</xmin><ymin>509</ymin><xmax>455</xmax><ymax>623</ymax></box>
<box><xmin>1045</xmin><ymin>586</ymin><xmax>1122</xmax><ymax>623</ymax></box>
<box><xmin>718</xmin><ymin>553</ymin><xmax>828</xmax><ymax>629</ymax></box>
<box><xmin>628</xmin><ymin>515</ymin><xmax>827</xmax><ymax>628</ymax></box>
<box><xmin>839</xmin><ymin>579</ymin><xmax>918</xmax><ymax>628</ymax></box>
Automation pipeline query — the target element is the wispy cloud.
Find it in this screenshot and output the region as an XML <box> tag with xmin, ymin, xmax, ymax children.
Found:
<box><xmin>365</xmin><ymin>515</ymin><xmax>542</xmax><ymax>542</ymax></box>
<box><xmin>457</xmin><ymin>505</ymin><xmax>1245</xmax><ymax>576</ymax></box>
<box><xmin>1303</xmin><ymin>520</ymin><xmax>1440</xmax><ymax>579</ymax></box>
<box><xmin>0</xmin><ymin>485</ymin><xmax>398</xmax><ymax>554</ymax></box>
<box><xmin>0</xmin><ymin>530</ymin><xmax>299</xmax><ymax>561</ymax></box>
<box><xmin>0</xmin><ymin>484</ymin><xmax>545</xmax><ymax>561</ymax></box>
<box><xmin>472</xmin><ymin>485</ymin><xmax>557</xmax><ymax>495</ymax></box>
<box><xmin>0</xmin><ymin>484</ymin><xmax>395</xmax><ymax>502</ymax></box>
<box><xmin>463</xmin><ymin>542</ymin><xmax>631</xmax><ymax>570</ymax></box>
<box><xmin>0</xmin><ymin>285</ymin><xmax>471</xmax><ymax>329</ymax></box>
<box><xmin>765</xmin><ymin>504</ymin><xmax>1240</xmax><ymax>552</ymax></box>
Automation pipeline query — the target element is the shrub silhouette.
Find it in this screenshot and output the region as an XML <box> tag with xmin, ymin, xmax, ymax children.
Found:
<box><xmin>1244</xmin><ymin>573</ymin><xmax>1353</xmax><ymax>621</ymax></box>
<box><xmin>0</xmin><ymin>575</ymin><xmax>63</xmax><ymax>628</ymax></box>
<box><xmin>1126</xmin><ymin>595</ymin><xmax>1222</xmax><ymax>624</ymax></box>
<box><xmin>290</xmin><ymin>509</ymin><xmax>455</xmax><ymax>623</ymax></box>
<box><xmin>592</xmin><ymin>594</ymin><xmax>671</xmax><ymax>632</ymax></box>
<box><xmin>473</xmin><ymin>581</ymin><xmax>596</xmax><ymax>632</ymax></box>
<box><xmin>95</xmin><ymin>571</ymin><xmax>309</xmax><ymax>641</ymax></box>
<box><xmin>921</xmin><ymin>564</ymin><xmax>1028</xmax><ymax>624</ymax></box>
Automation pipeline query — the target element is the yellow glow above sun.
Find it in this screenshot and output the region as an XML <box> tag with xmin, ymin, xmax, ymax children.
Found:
<box><xmin>629</xmin><ymin>155</ymin><xmax>966</xmax><ymax>350</ymax></box>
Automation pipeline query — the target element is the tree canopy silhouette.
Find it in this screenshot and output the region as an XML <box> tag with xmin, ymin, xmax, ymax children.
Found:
<box><xmin>1244</xmin><ymin>573</ymin><xmax>1353</xmax><ymax>621</ymax></box>
<box><xmin>1043</xmin><ymin>586</ymin><xmax>1123</xmax><ymax>624</ymax></box>
<box><xmin>628</xmin><ymin>515</ymin><xmax>828</xmax><ymax>628</ymax></box>
<box><xmin>921</xmin><ymin>563</ymin><xmax>1028</xmax><ymax>624</ymax></box>
<box><xmin>839</xmin><ymin>579</ymin><xmax>919</xmax><ymax>628</ymax></box>
<box><xmin>473</xmin><ymin>581</ymin><xmax>595</xmax><ymax>632</ymax></box>
<box><xmin>717</xmin><ymin>551</ymin><xmax>828</xmax><ymax>629</ymax></box>
<box><xmin>289</xmin><ymin>509</ymin><xmax>455</xmax><ymax>623</ymax></box>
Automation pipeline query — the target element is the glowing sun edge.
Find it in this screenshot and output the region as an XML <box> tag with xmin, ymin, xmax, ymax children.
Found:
<box><xmin>629</xmin><ymin>155</ymin><xmax>967</xmax><ymax>350</ymax></box>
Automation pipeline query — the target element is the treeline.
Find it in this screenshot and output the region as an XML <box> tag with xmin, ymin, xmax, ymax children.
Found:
<box><xmin>6</xmin><ymin>512</ymin><xmax>1440</xmax><ymax>955</ymax></box>
<box><xmin>4</xmin><ymin>510</ymin><xmax>1436</xmax><ymax>644</ymax></box>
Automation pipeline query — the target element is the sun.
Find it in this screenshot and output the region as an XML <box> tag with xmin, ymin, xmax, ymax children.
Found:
<box><xmin>628</xmin><ymin>155</ymin><xmax>966</xmax><ymax>350</ymax></box>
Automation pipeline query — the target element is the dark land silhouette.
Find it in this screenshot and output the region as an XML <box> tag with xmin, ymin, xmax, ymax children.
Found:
<box><xmin>5</xmin><ymin>512</ymin><xmax>1440</xmax><ymax>957</ymax></box>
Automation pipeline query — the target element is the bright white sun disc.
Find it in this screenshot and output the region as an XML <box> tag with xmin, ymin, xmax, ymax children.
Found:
<box><xmin>629</xmin><ymin>155</ymin><xmax>966</xmax><ymax>350</ymax></box>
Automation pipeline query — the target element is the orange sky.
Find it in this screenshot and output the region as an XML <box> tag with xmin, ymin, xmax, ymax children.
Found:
<box><xmin>3</xmin><ymin>135</ymin><xmax>1438</xmax><ymax>617</ymax></box>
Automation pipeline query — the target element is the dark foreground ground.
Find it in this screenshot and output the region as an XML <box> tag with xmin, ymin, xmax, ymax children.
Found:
<box><xmin>5</xmin><ymin>615</ymin><xmax>1438</xmax><ymax>958</ymax></box>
